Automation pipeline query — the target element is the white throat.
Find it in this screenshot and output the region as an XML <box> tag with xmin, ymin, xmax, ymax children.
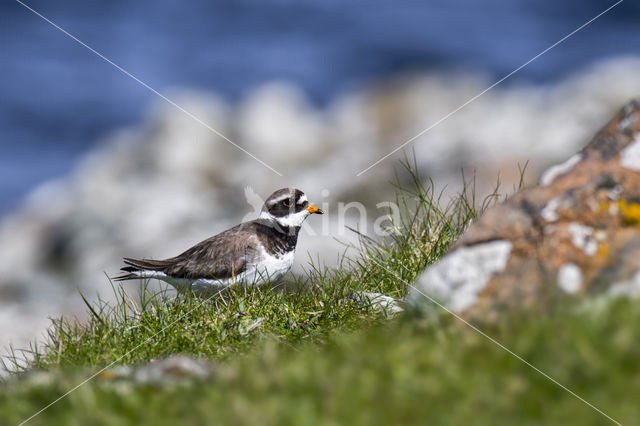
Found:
<box><xmin>259</xmin><ymin>210</ymin><xmax>309</xmax><ymax>227</ymax></box>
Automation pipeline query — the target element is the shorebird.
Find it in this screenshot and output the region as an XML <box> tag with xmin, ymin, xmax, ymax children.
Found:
<box><xmin>114</xmin><ymin>188</ymin><xmax>323</xmax><ymax>294</ymax></box>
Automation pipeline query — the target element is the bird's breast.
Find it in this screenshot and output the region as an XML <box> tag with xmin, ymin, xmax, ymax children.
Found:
<box><xmin>251</xmin><ymin>248</ymin><xmax>295</xmax><ymax>281</ymax></box>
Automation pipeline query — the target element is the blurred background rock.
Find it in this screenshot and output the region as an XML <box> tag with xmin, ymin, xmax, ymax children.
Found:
<box><xmin>1</xmin><ymin>0</ymin><xmax>639</xmax><ymax>358</ymax></box>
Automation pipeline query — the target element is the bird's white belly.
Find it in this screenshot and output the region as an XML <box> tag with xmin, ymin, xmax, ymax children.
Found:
<box><xmin>130</xmin><ymin>250</ymin><xmax>295</xmax><ymax>295</ymax></box>
<box><xmin>249</xmin><ymin>249</ymin><xmax>295</xmax><ymax>283</ymax></box>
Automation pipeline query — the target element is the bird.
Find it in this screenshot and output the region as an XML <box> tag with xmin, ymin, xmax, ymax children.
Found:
<box><xmin>114</xmin><ymin>188</ymin><xmax>323</xmax><ymax>294</ymax></box>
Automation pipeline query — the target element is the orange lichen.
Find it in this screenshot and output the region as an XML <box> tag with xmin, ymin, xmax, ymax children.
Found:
<box><xmin>617</xmin><ymin>200</ymin><xmax>640</xmax><ymax>228</ymax></box>
<box><xmin>598</xmin><ymin>200</ymin><xmax>619</xmax><ymax>218</ymax></box>
<box><xmin>595</xmin><ymin>242</ymin><xmax>609</xmax><ymax>259</ymax></box>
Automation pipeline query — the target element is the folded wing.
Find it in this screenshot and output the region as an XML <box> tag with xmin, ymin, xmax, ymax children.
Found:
<box><xmin>115</xmin><ymin>223</ymin><xmax>259</xmax><ymax>281</ymax></box>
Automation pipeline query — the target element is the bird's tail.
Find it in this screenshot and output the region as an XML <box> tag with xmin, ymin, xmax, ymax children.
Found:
<box><xmin>111</xmin><ymin>271</ymin><xmax>139</xmax><ymax>282</ymax></box>
<box><xmin>112</xmin><ymin>257</ymin><xmax>172</xmax><ymax>281</ymax></box>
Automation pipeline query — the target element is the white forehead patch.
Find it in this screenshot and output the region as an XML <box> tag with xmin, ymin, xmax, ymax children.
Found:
<box><xmin>296</xmin><ymin>194</ymin><xmax>308</xmax><ymax>205</ymax></box>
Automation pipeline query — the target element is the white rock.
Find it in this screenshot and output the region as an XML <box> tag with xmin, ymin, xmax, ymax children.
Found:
<box><xmin>409</xmin><ymin>240</ymin><xmax>512</xmax><ymax>312</ymax></box>
<box><xmin>567</xmin><ymin>222</ymin><xmax>600</xmax><ymax>256</ymax></box>
<box><xmin>350</xmin><ymin>291</ymin><xmax>404</xmax><ymax>316</ymax></box>
<box><xmin>237</xmin><ymin>82</ymin><xmax>326</xmax><ymax>172</ymax></box>
<box><xmin>541</xmin><ymin>196</ymin><xmax>563</xmax><ymax>222</ymax></box>
<box><xmin>557</xmin><ymin>263</ymin><xmax>582</xmax><ymax>294</ymax></box>
<box><xmin>133</xmin><ymin>356</ymin><xmax>211</xmax><ymax>384</ymax></box>
<box><xmin>539</xmin><ymin>154</ymin><xmax>582</xmax><ymax>187</ymax></box>
<box><xmin>608</xmin><ymin>271</ymin><xmax>640</xmax><ymax>297</ymax></box>
<box><xmin>620</xmin><ymin>134</ymin><xmax>640</xmax><ymax>172</ymax></box>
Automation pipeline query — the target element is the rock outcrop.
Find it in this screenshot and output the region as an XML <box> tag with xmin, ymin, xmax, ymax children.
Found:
<box><xmin>409</xmin><ymin>99</ymin><xmax>640</xmax><ymax>320</ymax></box>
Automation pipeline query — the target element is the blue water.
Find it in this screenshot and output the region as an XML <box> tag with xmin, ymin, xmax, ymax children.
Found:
<box><xmin>1</xmin><ymin>0</ymin><xmax>639</xmax><ymax>213</ymax></box>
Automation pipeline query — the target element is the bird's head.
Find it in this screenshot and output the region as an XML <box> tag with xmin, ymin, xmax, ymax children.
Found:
<box><xmin>258</xmin><ymin>188</ymin><xmax>323</xmax><ymax>228</ymax></box>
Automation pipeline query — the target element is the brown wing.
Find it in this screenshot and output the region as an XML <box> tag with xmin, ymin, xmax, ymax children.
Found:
<box><xmin>120</xmin><ymin>222</ymin><xmax>260</xmax><ymax>280</ymax></box>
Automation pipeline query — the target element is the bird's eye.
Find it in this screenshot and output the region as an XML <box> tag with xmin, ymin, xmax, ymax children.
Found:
<box><xmin>282</xmin><ymin>199</ymin><xmax>292</xmax><ymax>208</ymax></box>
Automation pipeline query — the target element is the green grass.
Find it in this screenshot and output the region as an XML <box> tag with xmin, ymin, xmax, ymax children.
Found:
<box><xmin>1</xmin><ymin>162</ymin><xmax>638</xmax><ymax>425</ymax></box>
<box><xmin>2</xmin><ymin>299</ymin><xmax>639</xmax><ymax>425</ymax></box>
<box><xmin>3</xmin><ymin>160</ymin><xmax>477</xmax><ymax>373</ymax></box>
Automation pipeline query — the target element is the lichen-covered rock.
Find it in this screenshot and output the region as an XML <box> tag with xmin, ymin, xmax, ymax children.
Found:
<box><xmin>347</xmin><ymin>291</ymin><xmax>404</xmax><ymax>316</ymax></box>
<box><xmin>408</xmin><ymin>99</ymin><xmax>640</xmax><ymax>320</ymax></box>
<box><xmin>99</xmin><ymin>355</ymin><xmax>214</xmax><ymax>386</ymax></box>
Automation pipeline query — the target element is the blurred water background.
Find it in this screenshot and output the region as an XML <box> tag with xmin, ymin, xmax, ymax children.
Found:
<box><xmin>1</xmin><ymin>0</ymin><xmax>640</xmax><ymax>359</ymax></box>
<box><xmin>2</xmin><ymin>0</ymin><xmax>639</xmax><ymax>213</ymax></box>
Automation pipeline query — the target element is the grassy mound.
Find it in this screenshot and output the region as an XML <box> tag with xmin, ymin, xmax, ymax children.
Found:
<box><xmin>2</xmin><ymin>299</ymin><xmax>639</xmax><ymax>425</ymax></box>
<box><xmin>5</xmin><ymin>163</ymin><xmax>475</xmax><ymax>372</ymax></box>
<box><xmin>2</xmin><ymin>164</ymin><xmax>637</xmax><ymax>425</ymax></box>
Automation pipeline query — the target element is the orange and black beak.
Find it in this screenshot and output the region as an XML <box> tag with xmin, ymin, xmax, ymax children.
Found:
<box><xmin>306</xmin><ymin>204</ymin><xmax>324</xmax><ymax>214</ymax></box>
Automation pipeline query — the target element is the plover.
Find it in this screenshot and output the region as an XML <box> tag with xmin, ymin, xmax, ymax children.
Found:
<box><xmin>114</xmin><ymin>188</ymin><xmax>323</xmax><ymax>294</ymax></box>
